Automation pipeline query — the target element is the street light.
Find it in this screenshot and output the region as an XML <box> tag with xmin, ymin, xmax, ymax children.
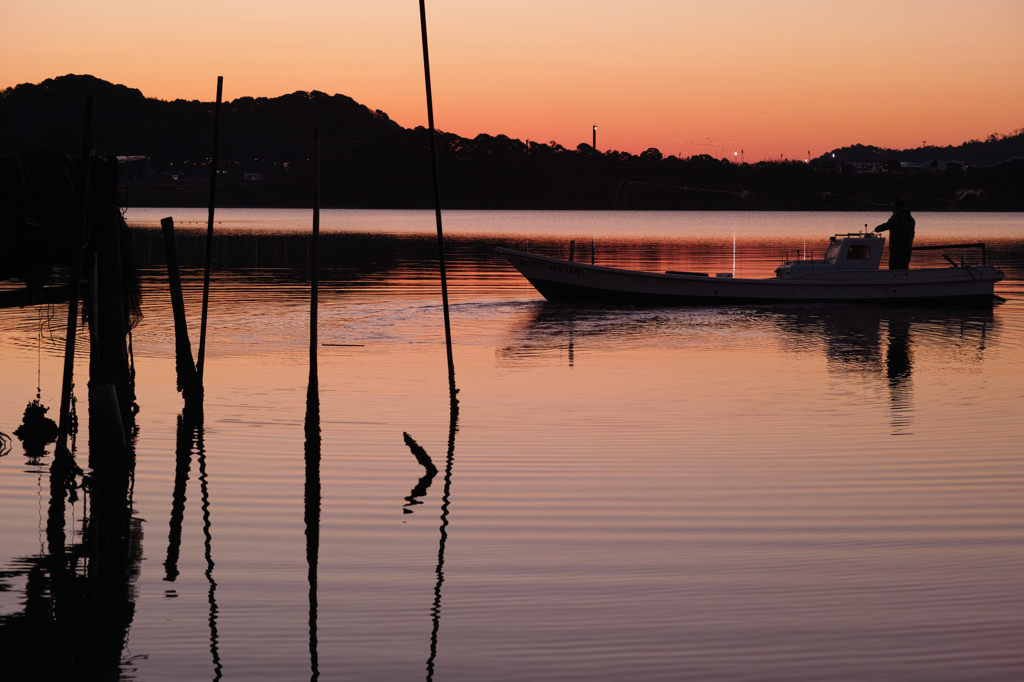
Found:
<box><xmin>593</xmin><ymin>125</ymin><xmax>597</xmax><ymax>151</ymax></box>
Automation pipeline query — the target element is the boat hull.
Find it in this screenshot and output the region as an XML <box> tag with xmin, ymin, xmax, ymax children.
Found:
<box><xmin>497</xmin><ymin>247</ymin><xmax>1004</xmax><ymax>305</ymax></box>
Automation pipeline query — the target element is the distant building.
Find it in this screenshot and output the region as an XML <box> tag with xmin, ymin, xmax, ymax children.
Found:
<box><xmin>244</xmin><ymin>172</ymin><xmax>264</xmax><ymax>182</ymax></box>
<box><xmin>848</xmin><ymin>161</ymin><xmax>882</xmax><ymax>173</ymax></box>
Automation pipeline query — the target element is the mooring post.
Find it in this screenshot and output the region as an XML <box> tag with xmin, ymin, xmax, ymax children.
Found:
<box><xmin>56</xmin><ymin>96</ymin><xmax>94</xmax><ymax>457</ymax></box>
<box><xmin>87</xmin><ymin>230</ymin><xmax>127</xmax><ymax>452</ymax></box>
<box><xmin>569</xmin><ymin>240</ymin><xmax>575</xmax><ymax>261</ymax></box>
<box><xmin>93</xmin><ymin>159</ymin><xmax>134</xmax><ymax>425</ymax></box>
<box><xmin>310</xmin><ymin>126</ymin><xmax>320</xmax><ymax>385</ymax></box>
<box><xmin>197</xmin><ymin>76</ymin><xmax>223</xmax><ymax>387</ymax></box>
<box><xmin>89</xmin><ymin>254</ymin><xmax>100</xmax><ymax>371</ymax></box>
<box><xmin>418</xmin><ymin>0</ymin><xmax>458</xmax><ymax>407</ymax></box>
<box><xmin>161</xmin><ymin>217</ymin><xmax>202</xmax><ymax>412</ymax></box>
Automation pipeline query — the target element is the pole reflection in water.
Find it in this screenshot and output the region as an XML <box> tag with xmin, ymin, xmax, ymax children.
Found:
<box><xmin>402</xmin><ymin>433</ymin><xmax>437</xmax><ymax>513</ymax></box>
<box><xmin>164</xmin><ymin>414</ymin><xmax>196</xmax><ymax>583</ymax></box>
<box><xmin>197</xmin><ymin>426</ymin><xmax>222</xmax><ymax>682</ymax></box>
<box><xmin>425</xmin><ymin>401</ymin><xmax>459</xmax><ymax>682</ymax></box>
<box><xmin>0</xmin><ymin>395</ymin><xmax>142</xmax><ymax>678</ymax></box>
<box><xmin>304</xmin><ymin>374</ymin><xmax>321</xmax><ymax>681</ymax></box>
<box><xmin>160</xmin><ymin>410</ymin><xmax>221</xmax><ymax>680</ymax></box>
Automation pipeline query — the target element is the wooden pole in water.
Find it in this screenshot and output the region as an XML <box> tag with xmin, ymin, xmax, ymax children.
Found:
<box><xmin>310</xmin><ymin>127</ymin><xmax>320</xmax><ymax>382</ymax></box>
<box><xmin>56</xmin><ymin>95</ymin><xmax>94</xmax><ymax>457</ymax></box>
<box><xmin>161</xmin><ymin>217</ymin><xmax>202</xmax><ymax>412</ymax></box>
<box><xmin>418</xmin><ymin>0</ymin><xmax>457</xmax><ymax>405</ymax></box>
<box><xmin>197</xmin><ymin>76</ymin><xmax>223</xmax><ymax>386</ymax></box>
<box><xmin>306</xmin><ymin>126</ymin><xmax>322</xmax><ymax>681</ymax></box>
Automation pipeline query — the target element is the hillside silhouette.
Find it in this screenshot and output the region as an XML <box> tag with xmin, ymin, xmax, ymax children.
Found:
<box><xmin>3</xmin><ymin>74</ymin><xmax>1023</xmax><ymax>211</ymax></box>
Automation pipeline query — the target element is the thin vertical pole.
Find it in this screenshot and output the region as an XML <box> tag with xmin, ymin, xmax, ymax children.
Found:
<box><xmin>306</xmin><ymin>126</ymin><xmax>322</xmax><ymax>682</ymax></box>
<box><xmin>310</xmin><ymin>127</ymin><xmax>320</xmax><ymax>380</ymax></box>
<box><xmin>197</xmin><ymin>76</ymin><xmax>223</xmax><ymax>385</ymax></box>
<box><xmin>56</xmin><ymin>95</ymin><xmax>94</xmax><ymax>457</ymax></box>
<box><xmin>418</xmin><ymin>0</ymin><xmax>457</xmax><ymax>404</ymax></box>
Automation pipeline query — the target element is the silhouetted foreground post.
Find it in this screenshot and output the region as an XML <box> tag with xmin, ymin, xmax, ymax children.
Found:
<box><xmin>89</xmin><ymin>157</ymin><xmax>138</xmax><ymax>452</ymax></box>
<box><xmin>418</xmin><ymin>0</ymin><xmax>458</xmax><ymax>407</ymax></box>
<box><xmin>310</xmin><ymin>127</ymin><xmax>320</xmax><ymax>383</ymax></box>
<box><xmin>197</xmin><ymin>76</ymin><xmax>223</xmax><ymax>386</ymax></box>
<box><xmin>56</xmin><ymin>95</ymin><xmax>93</xmax><ymax>456</ymax></box>
<box><xmin>306</xmin><ymin>126</ymin><xmax>322</xmax><ymax>681</ymax></box>
<box><xmin>161</xmin><ymin>217</ymin><xmax>203</xmax><ymax>413</ymax></box>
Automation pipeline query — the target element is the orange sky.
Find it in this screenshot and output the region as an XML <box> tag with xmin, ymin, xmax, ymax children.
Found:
<box><xmin>3</xmin><ymin>0</ymin><xmax>1022</xmax><ymax>161</ymax></box>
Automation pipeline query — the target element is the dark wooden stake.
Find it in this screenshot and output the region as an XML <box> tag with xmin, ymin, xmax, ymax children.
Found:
<box><xmin>306</xmin><ymin>126</ymin><xmax>322</xmax><ymax>681</ymax></box>
<box><xmin>418</xmin><ymin>0</ymin><xmax>457</xmax><ymax>406</ymax></box>
<box><xmin>91</xmin><ymin>161</ymin><xmax>134</xmax><ymax>424</ymax></box>
<box><xmin>310</xmin><ymin>127</ymin><xmax>320</xmax><ymax>383</ymax></box>
<box><xmin>569</xmin><ymin>240</ymin><xmax>575</xmax><ymax>262</ymax></box>
<box><xmin>197</xmin><ymin>76</ymin><xmax>223</xmax><ymax>386</ymax></box>
<box><xmin>56</xmin><ymin>96</ymin><xmax>94</xmax><ymax>457</ymax></box>
<box><xmin>161</xmin><ymin>217</ymin><xmax>202</xmax><ymax>412</ymax></box>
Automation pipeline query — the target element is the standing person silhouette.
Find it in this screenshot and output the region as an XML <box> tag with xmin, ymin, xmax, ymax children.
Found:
<box><xmin>874</xmin><ymin>199</ymin><xmax>916</xmax><ymax>269</ymax></box>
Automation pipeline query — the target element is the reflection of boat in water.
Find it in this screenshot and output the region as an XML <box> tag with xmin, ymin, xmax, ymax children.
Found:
<box><xmin>500</xmin><ymin>300</ymin><xmax>994</xmax><ymax>434</ymax></box>
<box><xmin>497</xmin><ymin>232</ymin><xmax>1004</xmax><ymax>304</ymax></box>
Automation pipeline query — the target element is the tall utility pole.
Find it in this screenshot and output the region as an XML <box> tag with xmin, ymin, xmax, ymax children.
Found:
<box><xmin>593</xmin><ymin>125</ymin><xmax>597</xmax><ymax>151</ymax></box>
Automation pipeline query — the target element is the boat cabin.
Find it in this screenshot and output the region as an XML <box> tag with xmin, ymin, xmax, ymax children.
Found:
<box><xmin>775</xmin><ymin>233</ymin><xmax>885</xmax><ymax>278</ymax></box>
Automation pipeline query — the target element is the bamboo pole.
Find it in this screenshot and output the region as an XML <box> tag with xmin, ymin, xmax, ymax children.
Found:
<box><xmin>197</xmin><ymin>76</ymin><xmax>223</xmax><ymax>385</ymax></box>
<box><xmin>417</xmin><ymin>0</ymin><xmax>457</xmax><ymax>406</ymax></box>
<box><xmin>306</xmin><ymin>126</ymin><xmax>322</xmax><ymax>681</ymax></box>
<box><xmin>310</xmin><ymin>127</ymin><xmax>320</xmax><ymax>383</ymax></box>
<box><xmin>56</xmin><ymin>96</ymin><xmax>94</xmax><ymax>457</ymax></box>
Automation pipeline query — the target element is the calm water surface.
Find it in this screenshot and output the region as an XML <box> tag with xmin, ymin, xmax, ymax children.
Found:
<box><xmin>2</xmin><ymin>210</ymin><xmax>1023</xmax><ymax>680</ymax></box>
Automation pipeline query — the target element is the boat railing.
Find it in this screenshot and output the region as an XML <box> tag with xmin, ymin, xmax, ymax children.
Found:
<box><xmin>781</xmin><ymin>249</ymin><xmax>819</xmax><ymax>263</ymax></box>
<box><xmin>831</xmin><ymin>232</ymin><xmax>880</xmax><ymax>239</ymax></box>
<box><xmin>911</xmin><ymin>242</ymin><xmax>987</xmax><ymax>266</ymax></box>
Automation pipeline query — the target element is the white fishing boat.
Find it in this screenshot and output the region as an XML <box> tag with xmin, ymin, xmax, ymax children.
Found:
<box><xmin>497</xmin><ymin>232</ymin><xmax>1003</xmax><ymax>304</ymax></box>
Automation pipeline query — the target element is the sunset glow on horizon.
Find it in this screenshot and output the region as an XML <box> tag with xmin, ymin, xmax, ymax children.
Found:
<box><xmin>3</xmin><ymin>0</ymin><xmax>1022</xmax><ymax>161</ymax></box>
